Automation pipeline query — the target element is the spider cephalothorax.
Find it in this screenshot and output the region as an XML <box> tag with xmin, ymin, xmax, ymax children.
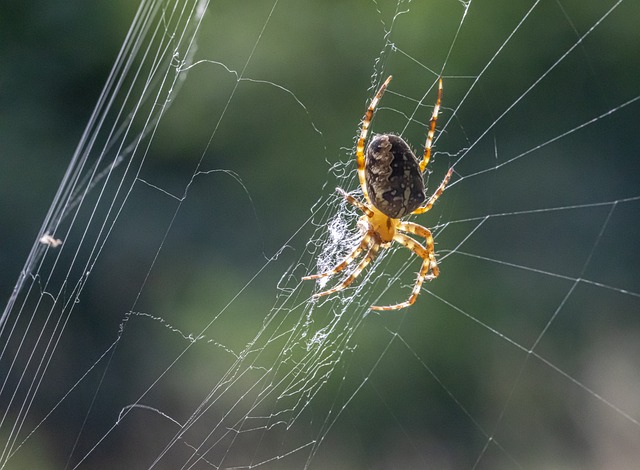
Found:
<box><xmin>304</xmin><ymin>76</ymin><xmax>453</xmax><ymax>310</ymax></box>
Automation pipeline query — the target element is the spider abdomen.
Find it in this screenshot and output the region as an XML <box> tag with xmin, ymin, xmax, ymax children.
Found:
<box><xmin>365</xmin><ymin>134</ymin><xmax>426</xmax><ymax>218</ymax></box>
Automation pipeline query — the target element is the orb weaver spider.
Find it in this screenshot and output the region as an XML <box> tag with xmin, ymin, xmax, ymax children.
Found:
<box><xmin>303</xmin><ymin>75</ymin><xmax>453</xmax><ymax>310</ymax></box>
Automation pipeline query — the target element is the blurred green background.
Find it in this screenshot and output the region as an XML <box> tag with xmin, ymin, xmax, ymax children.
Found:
<box><xmin>2</xmin><ymin>0</ymin><xmax>640</xmax><ymax>468</ymax></box>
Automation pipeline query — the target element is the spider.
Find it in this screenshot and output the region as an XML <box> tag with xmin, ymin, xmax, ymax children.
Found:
<box><xmin>303</xmin><ymin>75</ymin><xmax>453</xmax><ymax>310</ymax></box>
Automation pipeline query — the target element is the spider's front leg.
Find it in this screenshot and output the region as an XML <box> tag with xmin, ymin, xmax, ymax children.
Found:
<box><xmin>357</xmin><ymin>75</ymin><xmax>393</xmax><ymax>204</ymax></box>
<box><xmin>419</xmin><ymin>78</ymin><xmax>443</xmax><ymax>173</ymax></box>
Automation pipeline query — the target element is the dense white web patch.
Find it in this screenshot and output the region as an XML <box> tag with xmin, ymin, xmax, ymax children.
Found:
<box><xmin>1</xmin><ymin>0</ymin><xmax>639</xmax><ymax>468</ymax></box>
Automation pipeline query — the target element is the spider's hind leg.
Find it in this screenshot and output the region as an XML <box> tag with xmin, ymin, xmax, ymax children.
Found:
<box><xmin>370</xmin><ymin>223</ymin><xmax>438</xmax><ymax>311</ymax></box>
<box><xmin>302</xmin><ymin>232</ymin><xmax>372</xmax><ymax>282</ymax></box>
<box><xmin>304</xmin><ymin>233</ymin><xmax>380</xmax><ymax>299</ymax></box>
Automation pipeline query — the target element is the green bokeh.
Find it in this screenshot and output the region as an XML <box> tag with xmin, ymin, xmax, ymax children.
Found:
<box><xmin>2</xmin><ymin>1</ymin><xmax>639</xmax><ymax>468</ymax></box>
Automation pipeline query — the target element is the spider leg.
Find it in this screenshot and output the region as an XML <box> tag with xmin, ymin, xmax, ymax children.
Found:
<box><xmin>335</xmin><ymin>187</ymin><xmax>374</xmax><ymax>218</ymax></box>
<box><xmin>419</xmin><ymin>78</ymin><xmax>443</xmax><ymax>173</ymax></box>
<box><xmin>397</xmin><ymin>222</ymin><xmax>439</xmax><ymax>278</ymax></box>
<box><xmin>357</xmin><ymin>75</ymin><xmax>393</xmax><ymax>204</ymax></box>
<box><xmin>309</xmin><ymin>235</ymin><xmax>381</xmax><ymax>299</ymax></box>
<box><xmin>302</xmin><ymin>232</ymin><xmax>372</xmax><ymax>281</ymax></box>
<box><xmin>411</xmin><ymin>167</ymin><xmax>453</xmax><ymax>215</ymax></box>
<box><xmin>370</xmin><ymin>223</ymin><xmax>438</xmax><ymax>311</ymax></box>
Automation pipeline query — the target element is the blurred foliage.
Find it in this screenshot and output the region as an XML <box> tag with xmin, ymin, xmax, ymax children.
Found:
<box><xmin>2</xmin><ymin>0</ymin><xmax>639</xmax><ymax>468</ymax></box>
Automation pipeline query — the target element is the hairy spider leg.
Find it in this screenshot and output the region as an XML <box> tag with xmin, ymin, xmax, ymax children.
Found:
<box><xmin>335</xmin><ymin>187</ymin><xmax>374</xmax><ymax>218</ymax></box>
<box><xmin>304</xmin><ymin>76</ymin><xmax>452</xmax><ymax>310</ymax></box>
<box><xmin>302</xmin><ymin>232</ymin><xmax>373</xmax><ymax>281</ymax></box>
<box><xmin>412</xmin><ymin>167</ymin><xmax>453</xmax><ymax>215</ymax></box>
<box><xmin>371</xmin><ymin>222</ymin><xmax>438</xmax><ymax>311</ymax></box>
<box><xmin>419</xmin><ymin>78</ymin><xmax>443</xmax><ymax>173</ymax></box>
<box><xmin>397</xmin><ymin>222</ymin><xmax>439</xmax><ymax>278</ymax></box>
<box><xmin>356</xmin><ymin>75</ymin><xmax>393</xmax><ymax>204</ymax></box>
<box><xmin>310</xmin><ymin>236</ymin><xmax>381</xmax><ymax>299</ymax></box>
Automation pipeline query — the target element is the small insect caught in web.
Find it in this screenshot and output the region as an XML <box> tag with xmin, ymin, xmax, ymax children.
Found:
<box><xmin>39</xmin><ymin>233</ymin><xmax>63</xmax><ymax>248</ymax></box>
<box><xmin>303</xmin><ymin>75</ymin><xmax>453</xmax><ymax>310</ymax></box>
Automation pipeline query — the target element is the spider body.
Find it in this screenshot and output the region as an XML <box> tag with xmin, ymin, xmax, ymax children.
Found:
<box><xmin>365</xmin><ymin>134</ymin><xmax>426</xmax><ymax>219</ymax></box>
<box><xmin>304</xmin><ymin>76</ymin><xmax>452</xmax><ymax>310</ymax></box>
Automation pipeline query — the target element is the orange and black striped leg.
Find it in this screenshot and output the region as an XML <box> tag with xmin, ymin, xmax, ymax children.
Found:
<box><xmin>370</xmin><ymin>231</ymin><xmax>434</xmax><ymax>311</ymax></box>
<box><xmin>356</xmin><ymin>75</ymin><xmax>393</xmax><ymax>204</ymax></box>
<box><xmin>303</xmin><ymin>232</ymin><xmax>373</xmax><ymax>283</ymax></box>
<box><xmin>412</xmin><ymin>167</ymin><xmax>453</xmax><ymax>215</ymax></box>
<box><xmin>419</xmin><ymin>78</ymin><xmax>443</xmax><ymax>173</ymax></box>
<box><xmin>370</xmin><ymin>222</ymin><xmax>439</xmax><ymax>310</ymax></box>
<box><xmin>335</xmin><ymin>188</ymin><xmax>374</xmax><ymax>218</ymax></box>
<box><xmin>309</xmin><ymin>237</ymin><xmax>380</xmax><ymax>299</ymax></box>
<box><xmin>397</xmin><ymin>222</ymin><xmax>439</xmax><ymax>279</ymax></box>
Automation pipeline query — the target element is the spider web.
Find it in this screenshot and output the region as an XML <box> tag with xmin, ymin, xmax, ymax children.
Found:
<box><xmin>1</xmin><ymin>0</ymin><xmax>640</xmax><ymax>468</ymax></box>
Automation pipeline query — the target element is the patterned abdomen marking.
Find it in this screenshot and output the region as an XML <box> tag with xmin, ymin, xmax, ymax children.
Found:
<box><xmin>365</xmin><ymin>134</ymin><xmax>426</xmax><ymax>218</ymax></box>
